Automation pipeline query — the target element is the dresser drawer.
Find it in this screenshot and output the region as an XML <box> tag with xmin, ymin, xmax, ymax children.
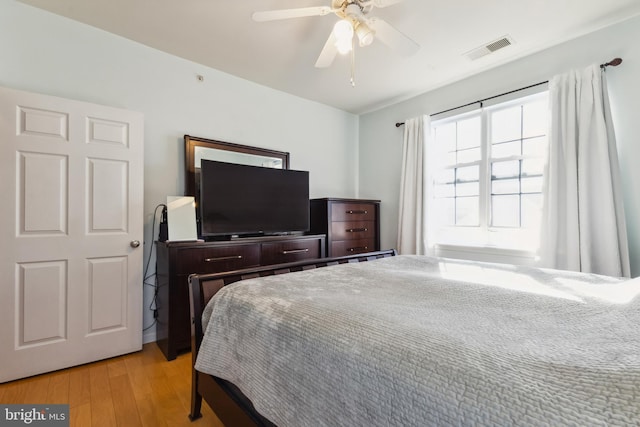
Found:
<box><xmin>261</xmin><ymin>238</ymin><xmax>322</xmax><ymax>265</ymax></box>
<box><xmin>176</xmin><ymin>244</ymin><xmax>260</xmax><ymax>274</ymax></box>
<box><xmin>331</xmin><ymin>239</ymin><xmax>376</xmax><ymax>257</ymax></box>
<box><xmin>330</xmin><ymin>221</ymin><xmax>376</xmax><ymax>241</ymax></box>
<box><xmin>156</xmin><ymin>235</ymin><xmax>325</xmax><ymax>361</ymax></box>
<box><xmin>330</xmin><ymin>202</ymin><xmax>376</xmax><ymax>222</ymax></box>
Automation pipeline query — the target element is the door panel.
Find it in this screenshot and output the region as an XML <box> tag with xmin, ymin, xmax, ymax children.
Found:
<box><xmin>87</xmin><ymin>158</ymin><xmax>128</xmax><ymax>233</ymax></box>
<box><xmin>18</xmin><ymin>106</ymin><xmax>69</xmax><ymax>140</ymax></box>
<box><xmin>18</xmin><ymin>261</ymin><xmax>67</xmax><ymax>345</ymax></box>
<box><xmin>0</xmin><ymin>85</ymin><xmax>144</xmax><ymax>383</ymax></box>
<box><xmin>87</xmin><ymin>117</ymin><xmax>130</xmax><ymax>147</ymax></box>
<box><xmin>88</xmin><ymin>257</ymin><xmax>127</xmax><ymax>333</ymax></box>
<box><xmin>18</xmin><ymin>152</ymin><xmax>68</xmax><ymax>235</ymax></box>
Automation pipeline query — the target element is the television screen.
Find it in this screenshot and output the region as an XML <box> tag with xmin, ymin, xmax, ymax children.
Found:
<box><xmin>199</xmin><ymin>159</ymin><xmax>309</xmax><ymax>237</ymax></box>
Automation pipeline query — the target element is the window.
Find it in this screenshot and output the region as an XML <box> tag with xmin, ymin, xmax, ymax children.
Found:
<box><xmin>429</xmin><ymin>92</ymin><xmax>548</xmax><ymax>251</ymax></box>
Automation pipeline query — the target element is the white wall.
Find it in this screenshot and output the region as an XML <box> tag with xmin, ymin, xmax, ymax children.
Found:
<box><xmin>0</xmin><ymin>0</ymin><xmax>359</xmax><ymax>342</ymax></box>
<box><xmin>359</xmin><ymin>14</ymin><xmax>640</xmax><ymax>276</ymax></box>
<box><xmin>3</xmin><ymin>0</ymin><xmax>639</xmax><ymax>348</ymax></box>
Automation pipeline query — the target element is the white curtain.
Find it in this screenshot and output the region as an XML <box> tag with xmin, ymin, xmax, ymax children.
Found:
<box><xmin>539</xmin><ymin>64</ymin><xmax>630</xmax><ymax>277</ymax></box>
<box><xmin>397</xmin><ymin>116</ymin><xmax>430</xmax><ymax>255</ymax></box>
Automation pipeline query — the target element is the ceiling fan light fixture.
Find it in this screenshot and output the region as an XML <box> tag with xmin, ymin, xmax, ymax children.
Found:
<box><xmin>253</xmin><ymin>0</ymin><xmax>419</xmax><ymax>72</ymax></box>
<box><xmin>333</xmin><ymin>19</ymin><xmax>354</xmax><ymax>54</ymax></box>
<box><xmin>335</xmin><ymin>38</ymin><xmax>353</xmax><ymax>55</ymax></box>
<box><xmin>355</xmin><ymin>21</ymin><xmax>374</xmax><ymax>46</ymax></box>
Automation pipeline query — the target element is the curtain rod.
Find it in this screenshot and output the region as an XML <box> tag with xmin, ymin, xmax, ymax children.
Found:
<box><xmin>395</xmin><ymin>57</ymin><xmax>623</xmax><ymax>128</ymax></box>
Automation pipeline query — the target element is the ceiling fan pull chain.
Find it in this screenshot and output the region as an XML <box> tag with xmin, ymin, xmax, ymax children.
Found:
<box><xmin>350</xmin><ymin>35</ymin><xmax>356</xmax><ymax>87</ymax></box>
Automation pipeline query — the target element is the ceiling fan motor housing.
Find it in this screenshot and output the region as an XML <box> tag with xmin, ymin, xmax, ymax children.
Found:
<box><xmin>333</xmin><ymin>0</ymin><xmax>373</xmax><ymax>16</ymax></box>
<box><xmin>333</xmin><ymin>0</ymin><xmax>374</xmax><ymax>47</ymax></box>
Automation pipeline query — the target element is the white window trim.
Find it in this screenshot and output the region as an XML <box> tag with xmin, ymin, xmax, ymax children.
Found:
<box><xmin>428</xmin><ymin>90</ymin><xmax>549</xmax><ymax>259</ymax></box>
<box><xmin>434</xmin><ymin>242</ymin><xmax>538</xmax><ymax>266</ymax></box>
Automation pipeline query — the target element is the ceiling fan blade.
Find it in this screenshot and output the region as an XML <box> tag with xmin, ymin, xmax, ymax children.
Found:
<box><xmin>252</xmin><ymin>7</ymin><xmax>333</xmax><ymax>22</ymax></box>
<box><xmin>370</xmin><ymin>0</ymin><xmax>404</xmax><ymax>8</ymax></box>
<box><xmin>368</xmin><ymin>17</ymin><xmax>419</xmax><ymax>56</ymax></box>
<box><xmin>315</xmin><ymin>32</ymin><xmax>339</xmax><ymax>68</ymax></box>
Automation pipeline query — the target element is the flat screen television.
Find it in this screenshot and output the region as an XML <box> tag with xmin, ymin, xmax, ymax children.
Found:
<box><xmin>199</xmin><ymin>159</ymin><xmax>309</xmax><ymax>237</ymax></box>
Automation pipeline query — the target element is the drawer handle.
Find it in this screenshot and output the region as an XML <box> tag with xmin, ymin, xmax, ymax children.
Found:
<box><xmin>348</xmin><ymin>246</ymin><xmax>368</xmax><ymax>252</ymax></box>
<box><xmin>282</xmin><ymin>248</ymin><xmax>309</xmax><ymax>255</ymax></box>
<box><xmin>204</xmin><ymin>255</ymin><xmax>243</xmax><ymax>262</ymax></box>
<box><xmin>346</xmin><ymin>228</ymin><xmax>368</xmax><ymax>233</ymax></box>
<box><xmin>346</xmin><ymin>210</ymin><xmax>368</xmax><ymax>215</ymax></box>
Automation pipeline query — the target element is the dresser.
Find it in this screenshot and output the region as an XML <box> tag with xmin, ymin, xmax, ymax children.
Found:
<box><xmin>155</xmin><ymin>234</ymin><xmax>325</xmax><ymax>360</ymax></box>
<box><xmin>309</xmin><ymin>198</ymin><xmax>380</xmax><ymax>257</ymax></box>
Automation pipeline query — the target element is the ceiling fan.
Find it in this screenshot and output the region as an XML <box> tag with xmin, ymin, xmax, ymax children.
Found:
<box><xmin>252</xmin><ymin>0</ymin><xmax>419</xmax><ymax>84</ymax></box>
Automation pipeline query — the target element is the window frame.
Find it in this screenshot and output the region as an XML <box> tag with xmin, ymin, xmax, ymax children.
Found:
<box><xmin>428</xmin><ymin>91</ymin><xmax>549</xmax><ymax>253</ymax></box>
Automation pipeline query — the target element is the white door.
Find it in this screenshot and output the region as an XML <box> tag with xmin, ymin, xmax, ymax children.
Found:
<box><xmin>0</xmin><ymin>86</ymin><xmax>144</xmax><ymax>383</ymax></box>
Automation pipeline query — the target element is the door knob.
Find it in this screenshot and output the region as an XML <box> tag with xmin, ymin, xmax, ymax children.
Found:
<box><xmin>130</xmin><ymin>240</ymin><xmax>141</xmax><ymax>248</ymax></box>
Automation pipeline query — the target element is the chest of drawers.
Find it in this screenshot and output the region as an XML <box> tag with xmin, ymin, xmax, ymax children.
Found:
<box><xmin>310</xmin><ymin>198</ymin><xmax>380</xmax><ymax>257</ymax></box>
<box><xmin>155</xmin><ymin>234</ymin><xmax>325</xmax><ymax>360</ymax></box>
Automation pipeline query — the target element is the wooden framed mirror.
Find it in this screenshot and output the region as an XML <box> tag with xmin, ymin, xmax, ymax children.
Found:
<box><xmin>184</xmin><ymin>135</ymin><xmax>290</xmax><ymax>197</ymax></box>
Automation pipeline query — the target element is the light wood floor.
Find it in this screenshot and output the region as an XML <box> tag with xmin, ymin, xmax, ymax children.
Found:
<box><xmin>0</xmin><ymin>343</ymin><xmax>223</xmax><ymax>427</ymax></box>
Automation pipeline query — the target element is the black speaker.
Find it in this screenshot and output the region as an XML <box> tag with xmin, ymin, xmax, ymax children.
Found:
<box><xmin>158</xmin><ymin>207</ymin><xmax>168</xmax><ymax>242</ymax></box>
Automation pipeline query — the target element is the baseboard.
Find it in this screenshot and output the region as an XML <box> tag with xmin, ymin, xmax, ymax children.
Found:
<box><xmin>143</xmin><ymin>330</ymin><xmax>157</xmax><ymax>345</ymax></box>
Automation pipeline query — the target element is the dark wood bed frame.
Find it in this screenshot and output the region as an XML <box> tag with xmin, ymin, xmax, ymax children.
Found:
<box><xmin>187</xmin><ymin>249</ymin><xmax>397</xmax><ymax>426</ymax></box>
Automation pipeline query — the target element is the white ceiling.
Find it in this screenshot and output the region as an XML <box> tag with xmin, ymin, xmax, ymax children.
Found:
<box><xmin>17</xmin><ymin>0</ymin><xmax>640</xmax><ymax>114</ymax></box>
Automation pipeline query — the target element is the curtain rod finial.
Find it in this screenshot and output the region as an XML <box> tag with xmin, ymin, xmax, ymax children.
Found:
<box><xmin>395</xmin><ymin>122</ymin><xmax>404</xmax><ymax>128</ymax></box>
<box><xmin>601</xmin><ymin>57</ymin><xmax>623</xmax><ymax>68</ymax></box>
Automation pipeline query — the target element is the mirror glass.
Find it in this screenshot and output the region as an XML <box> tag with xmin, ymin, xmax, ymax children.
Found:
<box><xmin>194</xmin><ymin>146</ymin><xmax>284</xmax><ymax>169</ymax></box>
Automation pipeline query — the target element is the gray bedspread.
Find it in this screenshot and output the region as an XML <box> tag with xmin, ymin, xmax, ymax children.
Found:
<box><xmin>195</xmin><ymin>255</ymin><xmax>640</xmax><ymax>426</ymax></box>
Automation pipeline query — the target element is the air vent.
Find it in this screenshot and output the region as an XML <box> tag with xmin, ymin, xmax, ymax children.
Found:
<box><xmin>486</xmin><ymin>37</ymin><xmax>512</xmax><ymax>52</ymax></box>
<box><xmin>464</xmin><ymin>35</ymin><xmax>514</xmax><ymax>61</ymax></box>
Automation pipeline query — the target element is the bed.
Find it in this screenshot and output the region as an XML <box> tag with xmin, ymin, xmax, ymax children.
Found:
<box><xmin>188</xmin><ymin>251</ymin><xmax>640</xmax><ymax>426</ymax></box>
